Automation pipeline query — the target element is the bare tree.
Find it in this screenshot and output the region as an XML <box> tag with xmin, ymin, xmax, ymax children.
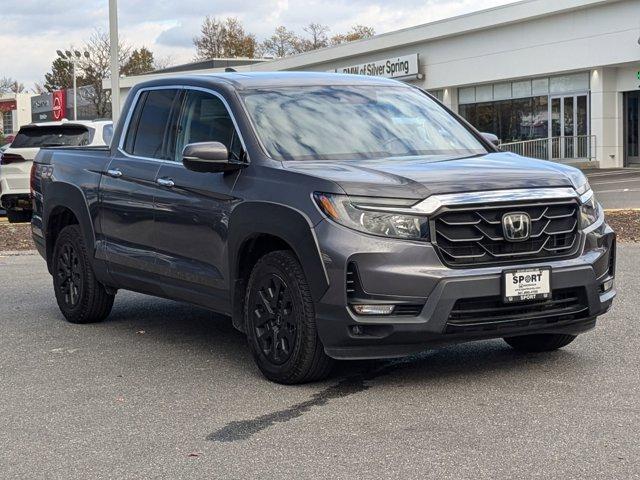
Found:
<box><xmin>330</xmin><ymin>25</ymin><xmax>375</xmax><ymax>45</ymax></box>
<box><xmin>0</xmin><ymin>77</ymin><xmax>25</xmax><ymax>94</ymax></box>
<box><xmin>32</xmin><ymin>82</ymin><xmax>48</xmax><ymax>95</ymax></box>
<box><xmin>298</xmin><ymin>23</ymin><xmax>330</xmax><ymax>52</ymax></box>
<box><xmin>194</xmin><ymin>17</ymin><xmax>257</xmax><ymax>60</ymax></box>
<box><xmin>261</xmin><ymin>26</ymin><xmax>301</xmax><ymax>58</ymax></box>
<box><xmin>78</xmin><ymin>29</ymin><xmax>131</xmax><ymax>118</ymax></box>
<box><xmin>154</xmin><ymin>55</ymin><xmax>174</xmax><ymax>71</ymax></box>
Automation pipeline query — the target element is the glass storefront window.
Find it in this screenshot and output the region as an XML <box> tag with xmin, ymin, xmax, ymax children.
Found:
<box><xmin>550</xmin><ymin>73</ymin><xmax>589</xmax><ymax>94</ymax></box>
<box><xmin>2</xmin><ymin>111</ymin><xmax>13</xmax><ymax>135</ymax></box>
<box><xmin>458</xmin><ymin>96</ymin><xmax>550</xmax><ymax>143</ymax></box>
<box><xmin>512</xmin><ymin>80</ymin><xmax>532</xmax><ymax>99</ymax></box>
<box><xmin>532</xmin><ymin>78</ymin><xmax>549</xmax><ymax>96</ymax></box>
<box><xmin>493</xmin><ymin>83</ymin><xmax>511</xmax><ymax>101</ymax></box>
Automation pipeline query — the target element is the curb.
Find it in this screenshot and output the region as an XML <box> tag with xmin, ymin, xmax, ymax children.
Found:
<box><xmin>0</xmin><ymin>250</ymin><xmax>38</xmax><ymax>256</ymax></box>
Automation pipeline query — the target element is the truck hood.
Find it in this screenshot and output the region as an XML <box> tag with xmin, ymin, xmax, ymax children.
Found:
<box><xmin>282</xmin><ymin>152</ymin><xmax>586</xmax><ymax>199</ymax></box>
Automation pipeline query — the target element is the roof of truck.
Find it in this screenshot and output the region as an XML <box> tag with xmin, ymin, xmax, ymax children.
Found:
<box><xmin>142</xmin><ymin>71</ymin><xmax>405</xmax><ymax>90</ymax></box>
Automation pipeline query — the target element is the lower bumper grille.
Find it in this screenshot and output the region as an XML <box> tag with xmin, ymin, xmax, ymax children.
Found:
<box><xmin>433</xmin><ymin>200</ymin><xmax>580</xmax><ymax>267</ymax></box>
<box><xmin>445</xmin><ymin>287</ymin><xmax>589</xmax><ymax>334</ymax></box>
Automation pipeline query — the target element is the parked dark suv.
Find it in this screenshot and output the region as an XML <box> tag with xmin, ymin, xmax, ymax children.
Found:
<box><xmin>31</xmin><ymin>73</ymin><xmax>616</xmax><ymax>383</ymax></box>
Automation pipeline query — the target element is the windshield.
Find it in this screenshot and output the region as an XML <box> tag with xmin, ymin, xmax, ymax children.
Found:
<box><xmin>11</xmin><ymin>125</ymin><xmax>91</xmax><ymax>148</ymax></box>
<box><xmin>241</xmin><ymin>85</ymin><xmax>487</xmax><ymax>161</ymax></box>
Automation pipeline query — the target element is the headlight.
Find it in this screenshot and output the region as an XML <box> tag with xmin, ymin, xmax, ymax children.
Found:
<box><xmin>579</xmin><ymin>190</ymin><xmax>602</xmax><ymax>228</ymax></box>
<box><xmin>313</xmin><ymin>192</ymin><xmax>429</xmax><ymax>241</ymax></box>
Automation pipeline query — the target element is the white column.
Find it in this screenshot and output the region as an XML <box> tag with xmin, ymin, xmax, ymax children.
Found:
<box><xmin>109</xmin><ymin>0</ymin><xmax>121</xmax><ymax>124</ymax></box>
<box><xmin>590</xmin><ymin>68</ymin><xmax>623</xmax><ymax>168</ymax></box>
<box><xmin>443</xmin><ymin>87</ymin><xmax>458</xmax><ymax>114</ymax></box>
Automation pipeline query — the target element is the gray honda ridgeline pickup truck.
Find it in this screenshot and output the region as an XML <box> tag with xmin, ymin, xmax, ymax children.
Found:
<box><xmin>31</xmin><ymin>72</ymin><xmax>616</xmax><ymax>384</ymax></box>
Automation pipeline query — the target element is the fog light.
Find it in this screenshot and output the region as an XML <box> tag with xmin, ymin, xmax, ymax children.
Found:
<box><xmin>352</xmin><ymin>304</ymin><xmax>395</xmax><ymax>315</ymax></box>
<box><xmin>601</xmin><ymin>278</ymin><xmax>614</xmax><ymax>292</ymax></box>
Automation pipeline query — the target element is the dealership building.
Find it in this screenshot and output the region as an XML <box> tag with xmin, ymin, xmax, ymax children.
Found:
<box><xmin>0</xmin><ymin>93</ymin><xmax>34</xmax><ymax>136</ymax></box>
<box><xmin>115</xmin><ymin>0</ymin><xmax>640</xmax><ymax>168</ymax></box>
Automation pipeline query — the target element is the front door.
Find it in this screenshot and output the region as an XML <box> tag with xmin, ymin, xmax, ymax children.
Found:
<box><xmin>549</xmin><ymin>94</ymin><xmax>589</xmax><ymax>161</ymax></box>
<box><xmin>152</xmin><ymin>88</ymin><xmax>246</xmax><ymax>311</ymax></box>
<box><xmin>625</xmin><ymin>92</ymin><xmax>640</xmax><ymax>166</ymax></box>
<box><xmin>99</xmin><ymin>87</ymin><xmax>182</xmax><ymax>281</ymax></box>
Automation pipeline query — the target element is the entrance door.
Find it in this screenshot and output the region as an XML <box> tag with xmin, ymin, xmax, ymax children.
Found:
<box><xmin>549</xmin><ymin>94</ymin><xmax>589</xmax><ymax>161</ymax></box>
<box><xmin>625</xmin><ymin>92</ymin><xmax>640</xmax><ymax>166</ymax></box>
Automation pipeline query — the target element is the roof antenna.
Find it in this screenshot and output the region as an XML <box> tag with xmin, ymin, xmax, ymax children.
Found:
<box><xmin>225</xmin><ymin>67</ymin><xmax>237</xmax><ymax>72</ymax></box>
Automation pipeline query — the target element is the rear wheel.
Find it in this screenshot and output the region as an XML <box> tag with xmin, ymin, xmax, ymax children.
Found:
<box><xmin>245</xmin><ymin>250</ymin><xmax>333</xmax><ymax>384</ymax></box>
<box><xmin>52</xmin><ymin>225</ymin><xmax>114</xmax><ymax>324</ymax></box>
<box><xmin>7</xmin><ymin>210</ymin><xmax>31</xmax><ymax>223</ymax></box>
<box><xmin>504</xmin><ymin>333</ymin><xmax>577</xmax><ymax>352</ymax></box>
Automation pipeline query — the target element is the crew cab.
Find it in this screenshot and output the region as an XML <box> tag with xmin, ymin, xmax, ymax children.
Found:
<box><xmin>31</xmin><ymin>73</ymin><xmax>616</xmax><ymax>384</ymax></box>
<box><xmin>1</xmin><ymin>120</ymin><xmax>112</xmax><ymax>222</ymax></box>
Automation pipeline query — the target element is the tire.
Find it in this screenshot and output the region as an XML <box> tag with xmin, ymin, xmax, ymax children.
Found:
<box><xmin>504</xmin><ymin>333</ymin><xmax>577</xmax><ymax>352</ymax></box>
<box><xmin>52</xmin><ymin>225</ymin><xmax>115</xmax><ymax>324</ymax></box>
<box><xmin>244</xmin><ymin>250</ymin><xmax>334</xmax><ymax>384</ymax></box>
<box><xmin>7</xmin><ymin>210</ymin><xmax>31</xmax><ymax>223</ymax></box>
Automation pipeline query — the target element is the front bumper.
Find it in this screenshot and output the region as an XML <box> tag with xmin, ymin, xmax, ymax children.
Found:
<box><xmin>313</xmin><ymin>218</ymin><xmax>616</xmax><ymax>360</ymax></box>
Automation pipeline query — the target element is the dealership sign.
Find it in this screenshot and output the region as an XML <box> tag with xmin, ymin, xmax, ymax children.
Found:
<box><xmin>331</xmin><ymin>54</ymin><xmax>419</xmax><ymax>79</ymax></box>
<box><xmin>52</xmin><ymin>90</ymin><xmax>66</xmax><ymax>120</ymax></box>
<box><xmin>32</xmin><ymin>90</ymin><xmax>68</xmax><ymax>121</ymax></box>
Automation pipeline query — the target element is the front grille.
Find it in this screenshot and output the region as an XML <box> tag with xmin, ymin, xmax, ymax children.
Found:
<box><xmin>433</xmin><ymin>200</ymin><xmax>580</xmax><ymax>267</ymax></box>
<box><xmin>445</xmin><ymin>287</ymin><xmax>589</xmax><ymax>334</ymax></box>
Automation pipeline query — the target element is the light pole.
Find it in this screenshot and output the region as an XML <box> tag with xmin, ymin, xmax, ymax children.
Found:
<box><xmin>109</xmin><ymin>0</ymin><xmax>120</xmax><ymax>124</ymax></box>
<box><xmin>56</xmin><ymin>50</ymin><xmax>89</xmax><ymax>120</ymax></box>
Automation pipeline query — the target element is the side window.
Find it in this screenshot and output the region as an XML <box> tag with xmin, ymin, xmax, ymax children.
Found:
<box><xmin>124</xmin><ymin>89</ymin><xmax>180</xmax><ymax>159</ymax></box>
<box><xmin>175</xmin><ymin>90</ymin><xmax>243</xmax><ymax>161</ymax></box>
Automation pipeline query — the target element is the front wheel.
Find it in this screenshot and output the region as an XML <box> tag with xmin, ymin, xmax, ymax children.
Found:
<box><xmin>504</xmin><ymin>333</ymin><xmax>577</xmax><ymax>352</ymax></box>
<box><xmin>52</xmin><ymin>225</ymin><xmax>115</xmax><ymax>324</ymax></box>
<box><xmin>245</xmin><ymin>250</ymin><xmax>334</xmax><ymax>384</ymax></box>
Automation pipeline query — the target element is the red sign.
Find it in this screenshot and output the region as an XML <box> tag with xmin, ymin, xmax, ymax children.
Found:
<box><xmin>0</xmin><ymin>100</ymin><xmax>16</xmax><ymax>113</ymax></box>
<box><xmin>52</xmin><ymin>90</ymin><xmax>66</xmax><ymax>120</ymax></box>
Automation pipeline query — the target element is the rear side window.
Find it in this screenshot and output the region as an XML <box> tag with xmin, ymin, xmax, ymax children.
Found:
<box><xmin>11</xmin><ymin>125</ymin><xmax>91</xmax><ymax>148</ymax></box>
<box><xmin>124</xmin><ymin>89</ymin><xmax>180</xmax><ymax>159</ymax></box>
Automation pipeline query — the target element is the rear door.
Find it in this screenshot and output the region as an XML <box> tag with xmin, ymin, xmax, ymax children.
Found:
<box><xmin>152</xmin><ymin>88</ymin><xmax>245</xmax><ymax>308</ymax></box>
<box><xmin>99</xmin><ymin>88</ymin><xmax>182</xmax><ymax>280</ymax></box>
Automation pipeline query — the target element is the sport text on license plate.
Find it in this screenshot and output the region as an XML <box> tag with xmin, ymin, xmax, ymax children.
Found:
<box><xmin>502</xmin><ymin>267</ymin><xmax>551</xmax><ymax>303</ymax></box>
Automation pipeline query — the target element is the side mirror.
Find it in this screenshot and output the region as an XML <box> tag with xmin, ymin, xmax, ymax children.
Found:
<box><xmin>182</xmin><ymin>141</ymin><xmax>244</xmax><ymax>173</ymax></box>
<box><xmin>481</xmin><ymin>132</ymin><xmax>500</xmax><ymax>147</ymax></box>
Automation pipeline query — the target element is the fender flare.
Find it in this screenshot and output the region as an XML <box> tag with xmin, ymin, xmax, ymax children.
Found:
<box><xmin>42</xmin><ymin>181</ymin><xmax>97</xmax><ymax>272</ymax></box>
<box><xmin>228</xmin><ymin>202</ymin><xmax>329</xmax><ymax>320</ymax></box>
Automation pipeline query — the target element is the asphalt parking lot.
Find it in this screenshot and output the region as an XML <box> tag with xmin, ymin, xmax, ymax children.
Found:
<box><xmin>587</xmin><ymin>169</ymin><xmax>640</xmax><ymax>209</ymax></box>
<box><xmin>0</xmin><ymin>248</ymin><xmax>638</xmax><ymax>479</ymax></box>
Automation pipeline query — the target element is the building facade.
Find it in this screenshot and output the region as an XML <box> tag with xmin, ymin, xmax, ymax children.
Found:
<box><xmin>114</xmin><ymin>0</ymin><xmax>640</xmax><ymax>168</ymax></box>
<box><xmin>0</xmin><ymin>93</ymin><xmax>34</xmax><ymax>136</ymax></box>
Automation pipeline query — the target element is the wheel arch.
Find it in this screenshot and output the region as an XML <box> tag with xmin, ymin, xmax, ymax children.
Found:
<box><xmin>228</xmin><ymin>202</ymin><xmax>329</xmax><ymax>332</ymax></box>
<box><xmin>43</xmin><ymin>182</ymin><xmax>96</xmax><ymax>274</ymax></box>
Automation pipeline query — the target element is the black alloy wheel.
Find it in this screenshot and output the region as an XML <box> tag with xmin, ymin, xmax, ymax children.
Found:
<box><xmin>245</xmin><ymin>250</ymin><xmax>333</xmax><ymax>384</ymax></box>
<box><xmin>56</xmin><ymin>242</ymin><xmax>83</xmax><ymax>308</ymax></box>
<box><xmin>52</xmin><ymin>225</ymin><xmax>115</xmax><ymax>324</ymax></box>
<box><xmin>251</xmin><ymin>273</ymin><xmax>297</xmax><ymax>365</ymax></box>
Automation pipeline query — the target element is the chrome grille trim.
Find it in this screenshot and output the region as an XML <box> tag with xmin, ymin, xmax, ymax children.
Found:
<box><xmin>432</xmin><ymin>199</ymin><xmax>580</xmax><ymax>267</ymax></box>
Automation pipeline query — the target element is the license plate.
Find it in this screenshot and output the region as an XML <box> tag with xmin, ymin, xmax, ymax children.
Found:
<box><xmin>502</xmin><ymin>267</ymin><xmax>551</xmax><ymax>303</ymax></box>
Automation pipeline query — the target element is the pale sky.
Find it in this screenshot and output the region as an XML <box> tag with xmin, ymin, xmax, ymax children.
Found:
<box><xmin>0</xmin><ymin>0</ymin><xmax>517</xmax><ymax>89</ymax></box>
